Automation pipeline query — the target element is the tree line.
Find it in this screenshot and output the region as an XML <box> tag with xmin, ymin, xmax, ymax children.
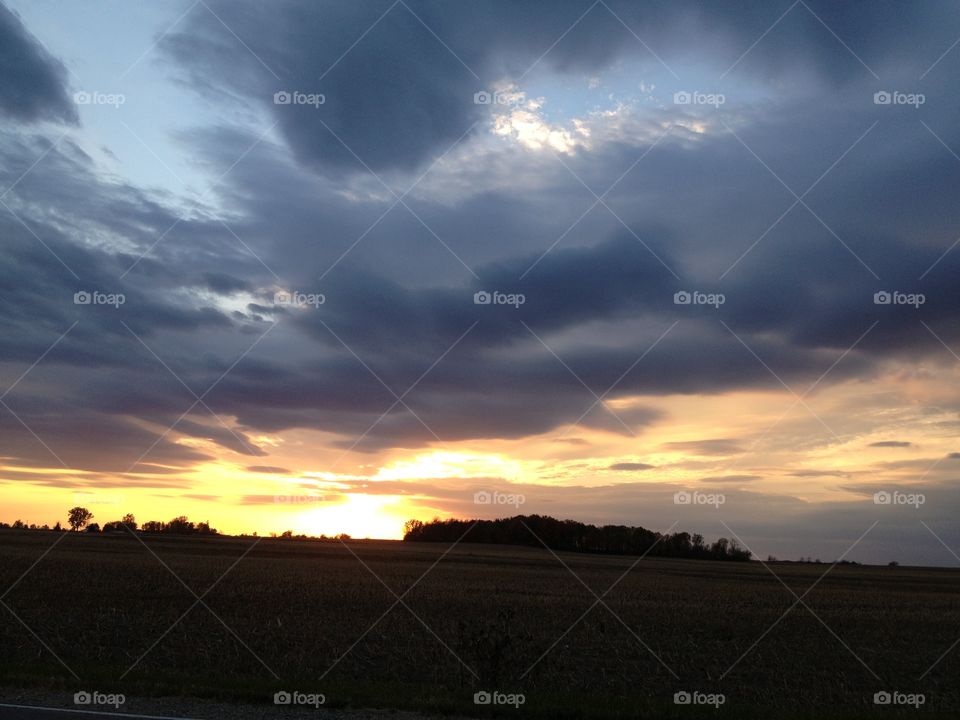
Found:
<box><xmin>403</xmin><ymin>515</ymin><xmax>752</xmax><ymax>561</ymax></box>
<box><xmin>0</xmin><ymin>508</ymin><xmax>218</xmax><ymax>535</ymax></box>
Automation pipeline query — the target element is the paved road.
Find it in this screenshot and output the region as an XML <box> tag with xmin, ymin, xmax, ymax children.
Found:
<box><xmin>0</xmin><ymin>705</ymin><xmax>197</xmax><ymax>720</ymax></box>
<box><xmin>0</xmin><ymin>701</ymin><xmax>451</xmax><ymax>720</ymax></box>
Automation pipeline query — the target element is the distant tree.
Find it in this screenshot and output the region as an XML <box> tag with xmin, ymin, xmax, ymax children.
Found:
<box><xmin>280</xmin><ymin>530</ymin><xmax>293</xmax><ymax>539</ymax></box>
<box><xmin>122</xmin><ymin>513</ymin><xmax>137</xmax><ymax>530</ymax></box>
<box><xmin>336</xmin><ymin>533</ymin><xmax>351</xmax><ymax>540</ymax></box>
<box><xmin>888</xmin><ymin>560</ymin><xmax>899</xmax><ymax>567</ymax></box>
<box><xmin>85</xmin><ymin>522</ymin><xmax>100</xmax><ymax>533</ymax></box>
<box><xmin>12</xmin><ymin>519</ymin><xmax>25</xmax><ymax>529</ymax></box>
<box><xmin>53</xmin><ymin>521</ymin><xmax>63</xmax><ymax>532</ymax></box>
<box><xmin>68</xmin><ymin>507</ymin><xmax>94</xmax><ymax>532</ymax></box>
<box><xmin>166</xmin><ymin>516</ymin><xmax>195</xmax><ymax>534</ymax></box>
<box><xmin>710</xmin><ymin>537</ymin><xmax>729</xmax><ymax>559</ymax></box>
<box><xmin>141</xmin><ymin>520</ymin><xmax>164</xmax><ymax>533</ymax></box>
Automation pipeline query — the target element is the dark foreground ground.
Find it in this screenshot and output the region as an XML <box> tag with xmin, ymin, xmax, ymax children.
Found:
<box><xmin>0</xmin><ymin>529</ymin><xmax>957</xmax><ymax>718</ymax></box>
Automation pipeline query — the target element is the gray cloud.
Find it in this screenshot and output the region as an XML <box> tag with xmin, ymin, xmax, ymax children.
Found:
<box><xmin>159</xmin><ymin>0</ymin><xmax>960</xmax><ymax>176</ymax></box>
<box><xmin>608</xmin><ymin>462</ymin><xmax>655</xmax><ymax>471</ymax></box>
<box><xmin>661</xmin><ymin>439</ymin><xmax>745</xmax><ymax>456</ymax></box>
<box><xmin>2</xmin><ymin>0</ymin><xmax>960</xmax><ymax>565</ymax></box>
<box><xmin>0</xmin><ymin>2</ymin><xmax>76</xmax><ymax>123</ymax></box>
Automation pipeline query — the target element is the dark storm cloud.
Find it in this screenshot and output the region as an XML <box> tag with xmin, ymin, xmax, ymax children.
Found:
<box><xmin>159</xmin><ymin>0</ymin><xmax>960</xmax><ymax>176</ymax></box>
<box><xmin>0</xmin><ymin>402</ymin><xmax>214</xmax><ymax>474</ymax></box>
<box><xmin>3</xmin><ymin>0</ymin><xmax>960</xmax><ymax>479</ymax></box>
<box><xmin>199</xmin><ymin>272</ymin><xmax>253</xmax><ymax>294</ymax></box>
<box><xmin>869</xmin><ymin>441</ymin><xmax>913</xmax><ymax>448</ymax></box>
<box><xmin>0</xmin><ymin>2</ymin><xmax>76</xmax><ymax>124</ymax></box>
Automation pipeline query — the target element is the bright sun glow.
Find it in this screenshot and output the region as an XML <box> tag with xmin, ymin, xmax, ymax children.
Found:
<box><xmin>373</xmin><ymin>451</ymin><xmax>524</xmax><ymax>482</ymax></box>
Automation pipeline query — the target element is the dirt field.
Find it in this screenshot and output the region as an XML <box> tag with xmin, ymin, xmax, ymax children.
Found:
<box><xmin>0</xmin><ymin>530</ymin><xmax>958</xmax><ymax>718</ymax></box>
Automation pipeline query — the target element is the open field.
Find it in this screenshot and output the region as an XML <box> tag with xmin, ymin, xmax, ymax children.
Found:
<box><xmin>1</xmin><ymin>529</ymin><xmax>958</xmax><ymax>718</ymax></box>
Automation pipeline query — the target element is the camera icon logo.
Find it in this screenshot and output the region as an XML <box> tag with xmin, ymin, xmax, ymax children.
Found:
<box><xmin>873</xmin><ymin>291</ymin><xmax>891</xmax><ymax>304</ymax></box>
<box><xmin>274</xmin><ymin>291</ymin><xmax>292</xmax><ymax>305</ymax></box>
<box><xmin>474</xmin><ymin>290</ymin><xmax>491</xmax><ymax>305</ymax></box>
<box><xmin>673</xmin><ymin>290</ymin><xmax>691</xmax><ymax>305</ymax></box>
<box><xmin>74</xmin><ymin>691</ymin><xmax>92</xmax><ymax>705</ymax></box>
<box><xmin>474</xmin><ymin>691</ymin><xmax>492</xmax><ymax>705</ymax></box>
<box><xmin>873</xmin><ymin>491</ymin><xmax>892</xmax><ymax>505</ymax></box>
<box><xmin>474</xmin><ymin>91</ymin><xmax>492</xmax><ymax>105</ymax></box>
<box><xmin>674</xmin><ymin>691</ymin><xmax>691</xmax><ymax>705</ymax></box>
<box><xmin>274</xmin><ymin>91</ymin><xmax>292</xmax><ymax>105</ymax></box>
<box><xmin>74</xmin><ymin>291</ymin><xmax>92</xmax><ymax>305</ymax></box>
<box><xmin>474</xmin><ymin>490</ymin><xmax>492</xmax><ymax>504</ymax></box>
<box><xmin>673</xmin><ymin>91</ymin><xmax>692</xmax><ymax>105</ymax></box>
<box><xmin>873</xmin><ymin>691</ymin><xmax>892</xmax><ymax>705</ymax></box>
<box><xmin>273</xmin><ymin>691</ymin><xmax>292</xmax><ymax>705</ymax></box>
<box><xmin>673</xmin><ymin>491</ymin><xmax>692</xmax><ymax>505</ymax></box>
<box><xmin>73</xmin><ymin>91</ymin><xmax>91</xmax><ymax>105</ymax></box>
<box><xmin>874</xmin><ymin>91</ymin><xmax>892</xmax><ymax>105</ymax></box>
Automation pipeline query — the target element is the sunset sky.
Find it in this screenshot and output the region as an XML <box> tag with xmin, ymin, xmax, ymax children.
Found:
<box><xmin>2</xmin><ymin>0</ymin><xmax>960</xmax><ymax>564</ymax></box>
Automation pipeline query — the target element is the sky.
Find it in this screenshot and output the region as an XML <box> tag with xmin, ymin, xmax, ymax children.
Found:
<box><xmin>1</xmin><ymin>0</ymin><xmax>960</xmax><ymax>565</ymax></box>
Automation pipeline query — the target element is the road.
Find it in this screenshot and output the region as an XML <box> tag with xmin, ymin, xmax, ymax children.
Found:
<box><xmin>0</xmin><ymin>700</ymin><xmax>450</xmax><ymax>720</ymax></box>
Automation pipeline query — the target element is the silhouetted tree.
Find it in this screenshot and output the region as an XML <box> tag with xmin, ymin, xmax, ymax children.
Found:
<box><xmin>68</xmin><ymin>507</ymin><xmax>94</xmax><ymax>532</ymax></box>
